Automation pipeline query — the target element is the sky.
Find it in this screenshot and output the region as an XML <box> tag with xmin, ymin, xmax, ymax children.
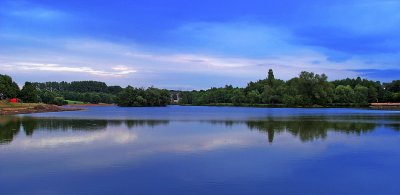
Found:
<box><xmin>0</xmin><ymin>0</ymin><xmax>399</xmax><ymax>89</ymax></box>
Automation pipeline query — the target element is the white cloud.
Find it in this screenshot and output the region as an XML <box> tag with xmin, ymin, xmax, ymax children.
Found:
<box><xmin>10</xmin><ymin>130</ymin><xmax>137</xmax><ymax>149</ymax></box>
<box><xmin>2</xmin><ymin>62</ymin><xmax>136</xmax><ymax>77</ymax></box>
<box><xmin>0</xmin><ymin>35</ymin><xmax>390</xmax><ymax>88</ymax></box>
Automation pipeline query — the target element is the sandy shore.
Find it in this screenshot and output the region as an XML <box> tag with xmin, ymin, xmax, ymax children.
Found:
<box><xmin>0</xmin><ymin>104</ymin><xmax>83</xmax><ymax>115</ymax></box>
<box><xmin>65</xmin><ymin>103</ymin><xmax>114</xmax><ymax>107</ymax></box>
<box><xmin>370</xmin><ymin>103</ymin><xmax>400</xmax><ymax>110</ymax></box>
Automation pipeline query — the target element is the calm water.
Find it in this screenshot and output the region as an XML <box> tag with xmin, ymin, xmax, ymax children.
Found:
<box><xmin>1</xmin><ymin>106</ymin><xmax>400</xmax><ymax>194</ymax></box>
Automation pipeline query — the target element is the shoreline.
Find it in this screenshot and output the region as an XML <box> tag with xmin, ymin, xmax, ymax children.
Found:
<box><xmin>65</xmin><ymin>103</ymin><xmax>115</xmax><ymax>107</ymax></box>
<box><xmin>0</xmin><ymin>104</ymin><xmax>83</xmax><ymax>115</ymax></box>
<box><xmin>176</xmin><ymin>103</ymin><xmax>400</xmax><ymax>110</ymax></box>
<box><xmin>370</xmin><ymin>103</ymin><xmax>400</xmax><ymax>110</ymax></box>
<box><xmin>176</xmin><ymin>103</ymin><xmax>371</xmax><ymax>108</ymax></box>
<box><xmin>1</xmin><ymin>103</ymin><xmax>399</xmax><ymax>115</ymax></box>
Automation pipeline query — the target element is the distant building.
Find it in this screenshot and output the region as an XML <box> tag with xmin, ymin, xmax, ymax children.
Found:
<box><xmin>170</xmin><ymin>91</ymin><xmax>181</xmax><ymax>104</ymax></box>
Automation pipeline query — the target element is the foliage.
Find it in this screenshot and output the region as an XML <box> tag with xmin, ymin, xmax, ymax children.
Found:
<box><xmin>247</xmin><ymin>90</ymin><xmax>261</xmax><ymax>105</ymax></box>
<box><xmin>176</xmin><ymin>69</ymin><xmax>400</xmax><ymax>107</ymax></box>
<box><xmin>2</xmin><ymin>69</ymin><xmax>400</xmax><ymax>107</ymax></box>
<box><xmin>0</xmin><ymin>74</ymin><xmax>20</xmax><ymax>99</ymax></box>
<box><xmin>334</xmin><ymin>85</ymin><xmax>355</xmax><ymax>103</ymax></box>
<box><xmin>354</xmin><ymin>85</ymin><xmax>369</xmax><ymax>104</ymax></box>
<box><xmin>19</xmin><ymin>82</ymin><xmax>40</xmax><ymax>103</ymax></box>
<box><xmin>116</xmin><ymin>86</ymin><xmax>170</xmax><ymax>107</ymax></box>
<box><xmin>53</xmin><ymin>97</ymin><xmax>68</xmax><ymax>106</ymax></box>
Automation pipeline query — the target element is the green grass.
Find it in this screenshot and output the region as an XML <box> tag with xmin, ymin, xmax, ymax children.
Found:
<box><xmin>0</xmin><ymin>100</ymin><xmax>43</xmax><ymax>108</ymax></box>
<box><xmin>65</xmin><ymin>100</ymin><xmax>85</xmax><ymax>104</ymax></box>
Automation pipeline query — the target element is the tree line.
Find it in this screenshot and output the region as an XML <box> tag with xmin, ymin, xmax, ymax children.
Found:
<box><xmin>0</xmin><ymin>75</ymin><xmax>170</xmax><ymax>107</ymax></box>
<box><xmin>178</xmin><ymin>69</ymin><xmax>400</xmax><ymax>107</ymax></box>
<box><xmin>1</xmin><ymin>70</ymin><xmax>399</xmax><ymax>107</ymax></box>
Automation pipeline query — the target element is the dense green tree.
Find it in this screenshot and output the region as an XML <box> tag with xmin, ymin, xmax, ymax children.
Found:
<box><xmin>247</xmin><ymin>90</ymin><xmax>261</xmax><ymax>104</ymax></box>
<box><xmin>262</xmin><ymin>85</ymin><xmax>274</xmax><ymax>104</ymax></box>
<box><xmin>385</xmin><ymin>80</ymin><xmax>400</xmax><ymax>92</ymax></box>
<box><xmin>116</xmin><ymin>86</ymin><xmax>170</xmax><ymax>107</ymax></box>
<box><xmin>267</xmin><ymin>69</ymin><xmax>275</xmax><ymax>86</ymax></box>
<box><xmin>297</xmin><ymin>72</ymin><xmax>334</xmax><ymax>105</ymax></box>
<box><xmin>52</xmin><ymin>97</ymin><xmax>68</xmax><ymax>106</ymax></box>
<box><xmin>19</xmin><ymin>82</ymin><xmax>40</xmax><ymax>103</ymax></box>
<box><xmin>179</xmin><ymin>91</ymin><xmax>194</xmax><ymax>104</ymax></box>
<box><xmin>0</xmin><ymin>74</ymin><xmax>20</xmax><ymax>99</ymax></box>
<box><xmin>354</xmin><ymin>85</ymin><xmax>369</xmax><ymax>104</ymax></box>
<box><xmin>231</xmin><ymin>89</ymin><xmax>246</xmax><ymax>105</ymax></box>
<box><xmin>107</xmin><ymin>86</ymin><xmax>123</xmax><ymax>94</ymax></box>
<box><xmin>332</xmin><ymin>77</ymin><xmax>383</xmax><ymax>102</ymax></box>
<box><xmin>281</xmin><ymin>72</ymin><xmax>334</xmax><ymax>106</ymax></box>
<box><xmin>39</xmin><ymin>91</ymin><xmax>56</xmax><ymax>104</ymax></box>
<box><xmin>69</xmin><ymin>81</ymin><xmax>108</xmax><ymax>93</ymax></box>
<box><xmin>368</xmin><ymin>86</ymin><xmax>378</xmax><ymax>103</ymax></box>
<box><xmin>334</xmin><ymin>85</ymin><xmax>355</xmax><ymax>103</ymax></box>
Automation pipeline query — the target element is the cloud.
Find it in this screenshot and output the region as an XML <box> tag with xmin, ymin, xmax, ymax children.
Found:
<box><xmin>1</xmin><ymin>12</ymin><xmax>399</xmax><ymax>88</ymax></box>
<box><xmin>0</xmin><ymin>36</ymin><xmax>391</xmax><ymax>88</ymax></box>
<box><xmin>2</xmin><ymin>62</ymin><xmax>136</xmax><ymax>77</ymax></box>
<box><xmin>11</xmin><ymin>130</ymin><xmax>137</xmax><ymax>149</ymax></box>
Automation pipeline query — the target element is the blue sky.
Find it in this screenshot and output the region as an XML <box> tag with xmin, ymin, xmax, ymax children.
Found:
<box><xmin>0</xmin><ymin>0</ymin><xmax>399</xmax><ymax>89</ymax></box>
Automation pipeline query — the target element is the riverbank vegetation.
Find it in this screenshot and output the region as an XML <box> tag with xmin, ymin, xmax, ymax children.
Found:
<box><xmin>0</xmin><ymin>74</ymin><xmax>171</xmax><ymax>107</ymax></box>
<box><xmin>115</xmin><ymin>86</ymin><xmax>170</xmax><ymax>107</ymax></box>
<box><xmin>178</xmin><ymin>69</ymin><xmax>400</xmax><ymax>107</ymax></box>
<box><xmin>1</xmin><ymin>70</ymin><xmax>399</xmax><ymax>108</ymax></box>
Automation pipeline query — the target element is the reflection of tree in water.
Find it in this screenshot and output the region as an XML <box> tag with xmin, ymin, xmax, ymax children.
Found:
<box><xmin>385</xmin><ymin>124</ymin><xmax>400</xmax><ymax>131</ymax></box>
<box><xmin>246</xmin><ymin>118</ymin><xmax>378</xmax><ymax>143</ymax></box>
<box><xmin>0</xmin><ymin>117</ymin><xmax>169</xmax><ymax>144</ymax></box>
<box><xmin>0</xmin><ymin>117</ymin><xmax>21</xmax><ymax>145</ymax></box>
<box><xmin>1</xmin><ymin>116</ymin><xmax>398</xmax><ymax>145</ymax></box>
<box><xmin>21</xmin><ymin>118</ymin><xmax>109</xmax><ymax>135</ymax></box>
<box><xmin>125</xmin><ymin>120</ymin><xmax>169</xmax><ymax>129</ymax></box>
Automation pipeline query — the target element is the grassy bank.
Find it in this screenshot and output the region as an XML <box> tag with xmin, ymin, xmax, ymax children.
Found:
<box><xmin>0</xmin><ymin>100</ymin><xmax>82</xmax><ymax>115</ymax></box>
<box><xmin>0</xmin><ymin>101</ymin><xmax>42</xmax><ymax>108</ymax></box>
<box><xmin>66</xmin><ymin>100</ymin><xmax>85</xmax><ymax>105</ymax></box>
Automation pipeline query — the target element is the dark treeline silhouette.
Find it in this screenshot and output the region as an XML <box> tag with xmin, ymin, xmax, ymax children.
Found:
<box><xmin>179</xmin><ymin>69</ymin><xmax>400</xmax><ymax>107</ymax></box>
<box><xmin>0</xmin><ymin>75</ymin><xmax>170</xmax><ymax>106</ymax></box>
<box><xmin>0</xmin><ymin>117</ymin><xmax>170</xmax><ymax>144</ymax></box>
<box><xmin>2</xmin><ymin>70</ymin><xmax>399</xmax><ymax>107</ymax></box>
<box><xmin>32</xmin><ymin>80</ymin><xmax>127</xmax><ymax>94</ymax></box>
<box><xmin>116</xmin><ymin>86</ymin><xmax>170</xmax><ymax>107</ymax></box>
<box><xmin>0</xmin><ymin>74</ymin><xmax>19</xmax><ymax>99</ymax></box>
<box><xmin>32</xmin><ymin>81</ymin><xmax>122</xmax><ymax>104</ymax></box>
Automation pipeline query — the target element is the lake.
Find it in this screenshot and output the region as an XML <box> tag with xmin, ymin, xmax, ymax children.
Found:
<box><xmin>1</xmin><ymin>106</ymin><xmax>400</xmax><ymax>194</ymax></box>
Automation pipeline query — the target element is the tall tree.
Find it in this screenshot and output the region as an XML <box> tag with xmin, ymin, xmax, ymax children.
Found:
<box><xmin>267</xmin><ymin>69</ymin><xmax>275</xmax><ymax>86</ymax></box>
<box><xmin>334</xmin><ymin>85</ymin><xmax>355</xmax><ymax>103</ymax></box>
<box><xmin>19</xmin><ymin>82</ymin><xmax>40</xmax><ymax>103</ymax></box>
<box><xmin>0</xmin><ymin>74</ymin><xmax>20</xmax><ymax>99</ymax></box>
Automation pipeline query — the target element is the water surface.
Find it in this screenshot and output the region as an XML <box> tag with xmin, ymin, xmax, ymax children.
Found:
<box><xmin>1</xmin><ymin>106</ymin><xmax>400</xmax><ymax>194</ymax></box>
